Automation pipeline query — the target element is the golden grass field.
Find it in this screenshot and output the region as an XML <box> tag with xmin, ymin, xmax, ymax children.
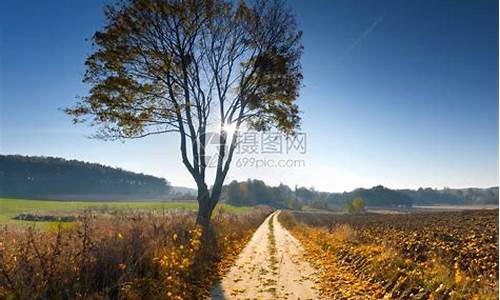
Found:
<box><xmin>0</xmin><ymin>202</ymin><xmax>270</xmax><ymax>299</ymax></box>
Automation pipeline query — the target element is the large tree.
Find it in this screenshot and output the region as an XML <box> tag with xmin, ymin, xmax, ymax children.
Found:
<box><xmin>66</xmin><ymin>0</ymin><xmax>303</xmax><ymax>229</ymax></box>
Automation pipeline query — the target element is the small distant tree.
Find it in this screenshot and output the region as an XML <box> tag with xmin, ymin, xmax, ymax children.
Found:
<box><xmin>65</xmin><ymin>0</ymin><xmax>303</xmax><ymax>230</ymax></box>
<box><xmin>284</xmin><ymin>196</ymin><xmax>302</xmax><ymax>210</ymax></box>
<box><xmin>224</xmin><ymin>180</ymin><xmax>244</xmax><ymax>206</ymax></box>
<box><xmin>347</xmin><ymin>197</ymin><xmax>365</xmax><ymax>214</ymax></box>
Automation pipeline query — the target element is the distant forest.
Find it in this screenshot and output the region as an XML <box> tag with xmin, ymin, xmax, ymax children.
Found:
<box><xmin>222</xmin><ymin>180</ymin><xmax>414</xmax><ymax>210</ymax></box>
<box><xmin>223</xmin><ymin>180</ymin><xmax>302</xmax><ymax>209</ymax></box>
<box><xmin>0</xmin><ymin>155</ymin><xmax>171</xmax><ymax>199</ymax></box>
<box><xmin>400</xmin><ymin>187</ymin><xmax>499</xmax><ymax>205</ymax></box>
<box><xmin>1</xmin><ymin>155</ymin><xmax>497</xmax><ymax>207</ymax></box>
<box><xmin>222</xmin><ymin>179</ymin><xmax>499</xmax><ymax>210</ymax></box>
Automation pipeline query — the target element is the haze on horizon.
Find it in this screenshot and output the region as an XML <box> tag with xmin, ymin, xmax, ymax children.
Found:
<box><xmin>1</xmin><ymin>0</ymin><xmax>498</xmax><ymax>193</ymax></box>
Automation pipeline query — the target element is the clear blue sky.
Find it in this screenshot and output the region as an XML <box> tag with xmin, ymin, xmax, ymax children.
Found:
<box><xmin>1</xmin><ymin>0</ymin><xmax>498</xmax><ymax>192</ymax></box>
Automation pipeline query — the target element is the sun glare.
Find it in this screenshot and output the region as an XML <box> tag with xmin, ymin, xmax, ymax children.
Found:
<box><xmin>222</xmin><ymin>122</ymin><xmax>237</xmax><ymax>135</ymax></box>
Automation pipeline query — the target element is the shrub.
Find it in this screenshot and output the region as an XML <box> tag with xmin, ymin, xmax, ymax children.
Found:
<box><xmin>346</xmin><ymin>197</ymin><xmax>365</xmax><ymax>214</ymax></box>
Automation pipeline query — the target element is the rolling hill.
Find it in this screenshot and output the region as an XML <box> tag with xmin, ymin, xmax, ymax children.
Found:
<box><xmin>0</xmin><ymin>155</ymin><xmax>172</xmax><ymax>200</ymax></box>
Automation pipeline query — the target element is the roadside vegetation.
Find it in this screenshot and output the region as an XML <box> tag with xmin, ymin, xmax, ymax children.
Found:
<box><xmin>0</xmin><ymin>207</ymin><xmax>271</xmax><ymax>299</ymax></box>
<box><xmin>279</xmin><ymin>210</ymin><xmax>498</xmax><ymax>299</ymax></box>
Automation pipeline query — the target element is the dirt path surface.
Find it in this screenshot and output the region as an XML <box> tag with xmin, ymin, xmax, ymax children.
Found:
<box><xmin>211</xmin><ymin>210</ymin><xmax>320</xmax><ymax>300</ymax></box>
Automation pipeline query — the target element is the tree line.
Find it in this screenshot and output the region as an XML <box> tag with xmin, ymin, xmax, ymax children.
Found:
<box><xmin>222</xmin><ymin>180</ymin><xmax>498</xmax><ymax>209</ymax></box>
<box><xmin>401</xmin><ymin>187</ymin><xmax>499</xmax><ymax>205</ymax></box>
<box><xmin>222</xmin><ymin>179</ymin><xmax>301</xmax><ymax>209</ymax></box>
<box><xmin>2</xmin><ymin>155</ymin><xmax>496</xmax><ymax>207</ymax></box>
<box><xmin>0</xmin><ymin>155</ymin><xmax>171</xmax><ymax>199</ymax></box>
<box><xmin>221</xmin><ymin>180</ymin><xmax>413</xmax><ymax>209</ymax></box>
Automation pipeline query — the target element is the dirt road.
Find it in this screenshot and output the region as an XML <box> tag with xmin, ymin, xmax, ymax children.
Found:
<box><xmin>211</xmin><ymin>210</ymin><xmax>320</xmax><ymax>300</ymax></box>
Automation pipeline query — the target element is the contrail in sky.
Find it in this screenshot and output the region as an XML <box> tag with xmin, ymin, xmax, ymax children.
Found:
<box><xmin>333</xmin><ymin>14</ymin><xmax>386</xmax><ymax>67</ymax></box>
<box><xmin>346</xmin><ymin>14</ymin><xmax>386</xmax><ymax>53</ymax></box>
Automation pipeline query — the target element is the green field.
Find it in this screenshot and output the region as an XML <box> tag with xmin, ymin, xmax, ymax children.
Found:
<box><xmin>0</xmin><ymin>198</ymin><xmax>251</xmax><ymax>227</ymax></box>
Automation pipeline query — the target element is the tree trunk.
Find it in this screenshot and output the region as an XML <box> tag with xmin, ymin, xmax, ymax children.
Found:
<box><xmin>192</xmin><ymin>187</ymin><xmax>218</xmax><ymax>273</ymax></box>
<box><xmin>196</xmin><ymin>195</ymin><xmax>212</xmax><ymax>229</ymax></box>
<box><xmin>196</xmin><ymin>187</ymin><xmax>214</xmax><ymax>234</ymax></box>
<box><xmin>195</xmin><ymin>173</ymin><xmax>225</xmax><ymax>227</ymax></box>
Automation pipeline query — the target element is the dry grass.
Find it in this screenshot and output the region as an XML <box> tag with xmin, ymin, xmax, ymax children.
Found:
<box><xmin>279</xmin><ymin>210</ymin><xmax>498</xmax><ymax>300</ymax></box>
<box><xmin>0</xmin><ymin>207</ymin><xmax>271</xmax><ymax>299</ymax></box>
